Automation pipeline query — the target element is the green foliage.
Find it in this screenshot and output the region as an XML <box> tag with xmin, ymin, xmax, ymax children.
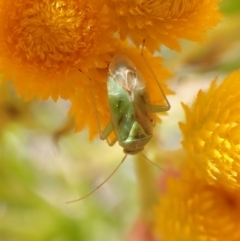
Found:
<box><xmin>220</xmin><ymin>0</ymin><xmax>240</xmax><ymax>15</ymax></box>
<box><xmin>0</xmin><ymin>97</ymin><xmax>136</xmax><ymax>241</ymax></box>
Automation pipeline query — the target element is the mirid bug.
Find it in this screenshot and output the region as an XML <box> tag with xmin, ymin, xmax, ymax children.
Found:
<box><xmin>67</xmin><ymin>48</ymin><xmax>170</xmax><ymax>203</ymax></box>
<box><xmin>104</xmin><ymin>54</ymin><xmax>170</xmax><ymax>154</ymax></box>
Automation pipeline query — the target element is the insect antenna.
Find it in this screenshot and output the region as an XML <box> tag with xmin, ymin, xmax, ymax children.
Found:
<box><xmin>140</xmin><ymin>39</ymin><xmax>171</xmax><ymax>112</ymax></box>
<box><xmin>140</xmin><ymin>152</ymin><xmax>168</xmax><ymax>172</ymax></box>
<box><xmin>66</xmin><ymin>154</ymin><xmax>127</xmax><ymax>203</ymax></box>
<box><xmin>140</xmin><ymin>152</ymin><xmax>191</xmax><ymax>184</ymax></box>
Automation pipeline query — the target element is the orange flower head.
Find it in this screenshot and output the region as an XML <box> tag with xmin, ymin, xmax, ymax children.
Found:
<box><xmin>154</xmin><ymin>169</ymin><xmax>240</xmax><ymax>241</ymax></box>
<box><xmin>106</xmin><ymin>0</ymin><xmax>223</xmax><ymax>52</ymax></box>
<box><xmin>0</xmin><ymin>0</ymin><xmax>115</xmax><ymax>101</ymax></box>
<box><xmin>180</xmin><ymin>71</ymin><xmax>240</xmax><ymax>190</ymax></box>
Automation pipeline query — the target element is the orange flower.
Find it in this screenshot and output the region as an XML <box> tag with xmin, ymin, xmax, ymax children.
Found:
<box><xmin>105</xmin><ymin>0</ymin><xmax>223</xmax><ymax>52</ymax></box>
<box><xmin>154</xmin><ymin>168</ymin><xmax>240</xmax><ymax>241</ymax></box>
<box><xmin>0</xmin><ymin>0</ymin><xmax>115</xmax><ymax>101</ymax></box>
<box><xmin>180</xmin><ymin>71</ymin><xmax>240</xmax><ymax>190</ymax></box>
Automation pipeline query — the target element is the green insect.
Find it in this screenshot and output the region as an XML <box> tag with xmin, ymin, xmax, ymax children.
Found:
<box><xmin>101</xmin><ymin>54</ymin><xmax>170</xmax><ymax>154</ymax></box>
<box><xmin>67</xmin><ymin>52</ymin><xmax>170</xmax><ymax>203</ymax></box>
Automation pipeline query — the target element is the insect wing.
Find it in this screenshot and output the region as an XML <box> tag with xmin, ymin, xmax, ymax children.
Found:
<box><xmin>132</xmin><ymin>70</ymin><xmax>154</xmax><ymax>135</ymax></box>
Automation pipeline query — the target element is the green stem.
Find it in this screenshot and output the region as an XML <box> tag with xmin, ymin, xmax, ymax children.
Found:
<box><xmin>134</xmin><ymin>154</ymin><xmax>158</xmax><ymax>224</ymax></box>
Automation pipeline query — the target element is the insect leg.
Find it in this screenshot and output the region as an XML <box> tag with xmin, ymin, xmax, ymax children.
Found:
<box><xmin>106</xmin><ymin>137</ymin><xmax>118</xmax><ymax>146</ymax></box>
<box><xmin>151</xmin><ymin>103</ymin><xmax>170</xmax><ymax>113</ymax></box>
<box><xmin>83</xmin><ymin>69</ymin><xmax>115</xmax><ymax>142</ymax></box>
<box><xmin>101</xmin><ymin>122</ymin><xmax>118</xmax><ymax>146</ymax></box>
<box><xmin>140</xmin><ymin>40</ymin><xmax>171</xmax><ymax>112</ymax></box>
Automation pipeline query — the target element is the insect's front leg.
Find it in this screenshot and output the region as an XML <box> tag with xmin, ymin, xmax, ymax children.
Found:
<box><xmin>100</xmin><ymin>122</ymin><xmax>117</xmax><ymax>146</ymax></box>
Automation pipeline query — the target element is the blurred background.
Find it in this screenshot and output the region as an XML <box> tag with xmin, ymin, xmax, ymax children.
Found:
<box><xmin>1</xmin><ymin>1</ymin><xmax>240</xmax><ymax>240</ymax></box>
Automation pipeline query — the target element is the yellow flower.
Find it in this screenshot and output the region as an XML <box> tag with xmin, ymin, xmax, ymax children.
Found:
<box><xmin>69</xmin><ymin>42</ymin><xmax>173</xmax><ymax>140</ymax></box>
<box><xmin>179</xmin><ymin>71</ymin><xmax>240</xmax><ymax>190</ymax></box>
<box><xmin>0</xmin><ymin>0</ymin><xmax>115</xmax><ymax>101</ymax></box>
<box><xmin>154</xmin><ymin>168</ymin><xmax>240</xmax><ymax>241</ymax></box>
<box><xmin>105</xmin><ymin>0</ymin><xmax>223</xmax><ymax>52</ymax></box>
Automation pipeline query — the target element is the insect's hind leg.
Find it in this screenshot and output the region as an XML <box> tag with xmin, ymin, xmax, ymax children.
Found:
<box><xmin>140</xmin><ymin>39</ymin><xmax>171</xmax><ymax>112</ymax></box>
<box><xmin>151</xmin><ymin>103</ymin><xmax>170</xmax><ymax>113</ymax></box>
